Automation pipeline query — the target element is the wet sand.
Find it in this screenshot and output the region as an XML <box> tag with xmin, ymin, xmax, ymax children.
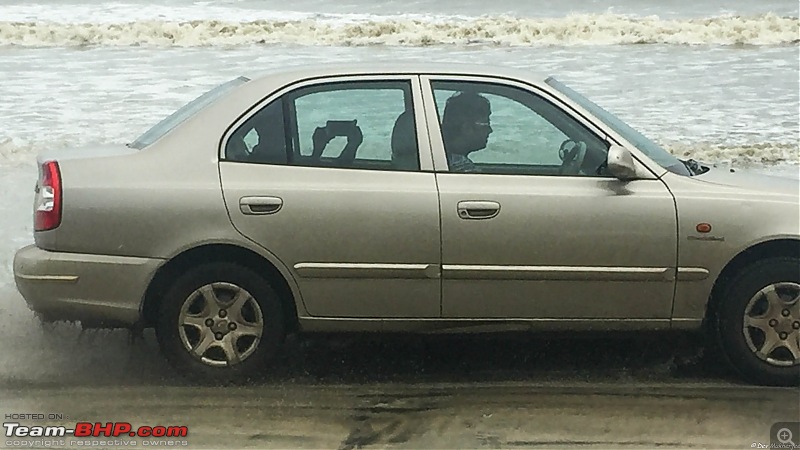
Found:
<box><xmin>1</xmin><ymin>286</ymin><xmax>798</xmax><ymax>449</ymax></box>
<box><xmin>3</xmin><ymin>381</ymin><xmax>797</xmax><ymax>449</ymax></box>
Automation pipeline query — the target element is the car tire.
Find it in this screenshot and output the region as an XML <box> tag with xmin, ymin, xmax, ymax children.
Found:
<box><xmin>715</xmin><ymin>257</ymin><xmax>800</xmax><ymax>386</ymax></box>
<box><xmin>155</xmin><ymin>262</ymin><xmax>285</xmax><ymax>385</ymax></box>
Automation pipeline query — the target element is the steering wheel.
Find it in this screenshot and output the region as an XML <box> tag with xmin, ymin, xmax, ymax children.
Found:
<box><xmin>558</xmin><ymin>139</ymin><xmax>587</xmax><ymax>175</ymax></box>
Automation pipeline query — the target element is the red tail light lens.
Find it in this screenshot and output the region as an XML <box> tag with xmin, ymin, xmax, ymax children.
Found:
<box><xmin>34</xmin><ymin>160</ymin><xmax>62</xmax><ymax>231</ymax></box>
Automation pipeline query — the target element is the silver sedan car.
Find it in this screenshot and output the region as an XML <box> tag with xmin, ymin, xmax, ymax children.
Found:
<box><xmin>13</xmin><ymin>64</ymin><xmax>799</xmax><ymax>386</ymax></box>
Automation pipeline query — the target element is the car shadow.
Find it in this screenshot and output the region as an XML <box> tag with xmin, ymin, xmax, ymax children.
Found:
<box><xmin>263</xmin><ymin>331</ymin><xmax>737</xmax><ymax>386</ymax></box>
<box><xmin>0</xmin><ymin>322</ymin><xmax>741</xmax><ymax>388</ymax></box>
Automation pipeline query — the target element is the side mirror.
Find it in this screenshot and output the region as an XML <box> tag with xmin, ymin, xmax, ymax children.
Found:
<box><xmin>607</xmin><ymin>145</ymin><xmax>638</xmax><ymax>180</ymax></box>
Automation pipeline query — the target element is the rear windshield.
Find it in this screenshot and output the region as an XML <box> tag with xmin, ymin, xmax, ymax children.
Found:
<box><xmin>129</xmin><ymin>76</ymin><xmax>250</xmax><ymax>149</ymax></box>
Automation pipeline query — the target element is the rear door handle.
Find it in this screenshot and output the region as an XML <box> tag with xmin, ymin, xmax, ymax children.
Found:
<box><xmin>239</xmin><ymin>196</ymin><xmax>283</xmax><ymax>215</ymax></box>
<box><xmin>457</xmin><ymin>201</ymin><xmax>500</xmax><ymax>220</ymax></box>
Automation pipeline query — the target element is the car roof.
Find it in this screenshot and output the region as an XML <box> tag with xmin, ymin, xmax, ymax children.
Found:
<box><xmin>245</xmin><ymin>62</ymin><xmax>549</xmax><ymax>85</ymax></box>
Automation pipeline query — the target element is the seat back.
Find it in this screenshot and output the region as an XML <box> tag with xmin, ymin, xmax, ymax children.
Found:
<box><xmin>390</xmin><ymin>111</ymin><xmax>419</xmax><ymax>171</ymax></box>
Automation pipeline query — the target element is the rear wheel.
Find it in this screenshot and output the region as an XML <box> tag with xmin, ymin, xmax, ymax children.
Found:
<box><xmin>155</xmin><ymin>262</ymin><xmax>285</xmax><ymax>384</ymax></box>
<box><xmin>715</xmin><ymin>257</ymin><xmax>800</xmax><ymax>386</ymax></box>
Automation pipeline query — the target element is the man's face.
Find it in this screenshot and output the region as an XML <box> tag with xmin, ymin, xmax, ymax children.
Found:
<box><xmin>461</xmin><ymin>112</ymin><xmax>492</xmax><ymax>154</ymax></box>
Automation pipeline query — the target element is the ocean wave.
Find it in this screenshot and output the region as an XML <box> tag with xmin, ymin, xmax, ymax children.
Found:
<box><xmin>0</xmin><ymin>137</ymin><xmax>38</xmax><ymax>166</ymax></box>
<box><xmin>0</xmin><ymin>13</ymin><xmax>797</xmax><ymax>47</ymax></box>
<box><xmin>663</xmin><ymin>142</ymin><xmax>799</xmax><ymax>165</ymax></box>
<box><xmin>0</xmin><ymin>136</ymin><xmax>112</xmax><ymax>167</ymax></box>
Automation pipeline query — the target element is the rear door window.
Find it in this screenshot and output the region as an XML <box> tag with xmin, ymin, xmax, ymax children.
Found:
<box><xmin>287</xmin><ymin>80</ymin><xmax>420</xmax><ymax>171</ymax></box>
<box><xmin>224</xmin><ymin>79</ymin><xmax>421</xmax><ymax>172</ymax></box>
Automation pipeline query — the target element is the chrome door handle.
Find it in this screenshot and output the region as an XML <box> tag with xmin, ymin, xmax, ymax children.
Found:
<box><xmin>457</xmin><ymin>201</ymin><xmax>500</xmax><ymax>220</ymax></box>
<box><xmin>239</xmin><ymin>196</ymin><xmax>283</xmax><ymax>215</ymax></box>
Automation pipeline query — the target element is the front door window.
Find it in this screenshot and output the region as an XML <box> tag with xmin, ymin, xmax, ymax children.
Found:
<box><xmin>431</xmin><ymin>81</ymin><xmax>610</xmax><ymax>177</ymax></box>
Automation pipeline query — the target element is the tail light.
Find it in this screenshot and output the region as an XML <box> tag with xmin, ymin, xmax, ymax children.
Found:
<box><xmin>34</xmin><ymin>160</ymin><xmax>62</xmax><ymax>231</ymax></box>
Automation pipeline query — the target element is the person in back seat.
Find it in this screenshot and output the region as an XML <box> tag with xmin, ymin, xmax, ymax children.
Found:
<box><xmin>311</xmin><ymin>121</ymin><xmax>363</xmax><ymax>165</ymax></box>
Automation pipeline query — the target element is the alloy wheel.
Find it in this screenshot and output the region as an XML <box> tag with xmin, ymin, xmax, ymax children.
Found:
<box><xmin>742</xmin><ymin>282</ymin><xmax>800</xmax><ymax>367</ymax></box>
<box><xmin>177</xmin><ymin>282</ymin><xmax>264</xmax><ymax>367</ymax></box>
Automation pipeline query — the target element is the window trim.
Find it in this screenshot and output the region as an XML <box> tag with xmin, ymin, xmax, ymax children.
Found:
<box><xmin>219</xmin><ymin>74</ymin><xmax>434</xmax><ymax>172</ymax></box>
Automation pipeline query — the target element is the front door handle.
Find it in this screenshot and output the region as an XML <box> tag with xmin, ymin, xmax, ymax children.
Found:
<box><xmin>239</xmin><ymin>196</ymin><xmax>283</xmax><ymax>215</ymax></box>
<box><xmin>457</xmin><ymin>201</ymin><xmax>500</xmax><ymax>220</ymax></box>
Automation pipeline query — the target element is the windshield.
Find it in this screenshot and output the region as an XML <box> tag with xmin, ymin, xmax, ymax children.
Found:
<box><xmin>545</xmin><ymin>77</ymin><xmax>692</xmax><ymax>177</ymax></box>
<box><xmin>129</xmin><ymin>76</ymin><xmax>250</xmax><ymax>149</ymax></box>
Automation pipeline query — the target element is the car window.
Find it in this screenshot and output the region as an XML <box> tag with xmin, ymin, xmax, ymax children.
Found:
<box><xmin>286</xmin><ymin>80</ymin><xmax>420</xmax><ymax>171</ymax></box>
<box><xmin>224</xmin><ymin>100</ymin><xmax>289</xmax><ymax>165</ymax></box>
<box><xmin>431</xmin><ymin>80</ymin><xmax>610</xmax><ymax>177</ymax></box>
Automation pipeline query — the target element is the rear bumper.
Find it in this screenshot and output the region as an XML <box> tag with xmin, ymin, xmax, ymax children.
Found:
<box><xmin>13</xmin><ymin>245</ymin><xmax>163</xmax><ymax>327</ymax></box>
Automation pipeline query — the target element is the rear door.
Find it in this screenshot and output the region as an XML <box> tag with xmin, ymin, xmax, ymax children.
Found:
<box><xmin>219</xmin><ymin>75</ymin><xmax>442</xmax><ymax>318</ymax></box>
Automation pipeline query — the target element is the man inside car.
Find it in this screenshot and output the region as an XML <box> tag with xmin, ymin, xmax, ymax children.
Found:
<box><xmin>441</xmin><ymin>91</ymin><xmax>493</xmax><ymax>172</ymax></box>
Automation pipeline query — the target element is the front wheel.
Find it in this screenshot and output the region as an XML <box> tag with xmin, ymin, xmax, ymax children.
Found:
<box><xmin>155</xmin><ymin>262</ymin><xmax>285</xmax><ymax>385</ymax></box>
<box><xmin>715</xmin><ymin>257</ymin><xmax>800</xmax><ymax>386</ymax></box>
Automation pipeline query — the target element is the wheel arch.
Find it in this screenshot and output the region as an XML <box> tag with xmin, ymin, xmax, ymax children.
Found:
<box><xmin>141</xmin><ymin>243</ymin><xmax>299</xmax><ymax>332</ymax></box>
<box><xmin>706</xmin><ymin>238</ymin><xmax>800</xmax><ymax>325</ymax></box>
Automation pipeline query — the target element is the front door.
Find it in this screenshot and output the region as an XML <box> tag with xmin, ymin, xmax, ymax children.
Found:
<box><xmin>423</xmin><ymin>76</ymin><xmax>677</xmax><ymax>320</ymax></box>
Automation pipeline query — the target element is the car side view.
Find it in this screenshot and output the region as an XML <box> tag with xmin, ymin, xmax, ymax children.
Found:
<box><xmin>12</xmin><ymin>64</ymin><xmax>800</xmax><ymax>386</ymax></box>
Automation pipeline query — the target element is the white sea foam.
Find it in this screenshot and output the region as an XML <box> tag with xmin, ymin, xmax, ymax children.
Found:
<box><xmin>0</xmin><ymin>136</ymin><xmax>110</xmax><ymax>167</ymax></box>
<box><xmin>0</xmin><ymin>13</ymin><xmax>797</xmax><ymax>47</ymax></box>
<box><xmin>0</xmin><ymin>137</ymin><xmax>40</xmax><ymax>166</ymax></box>
<box><xmin>662</xmin><ymin>142</ymin><xmax>800</xmax><ymax>166</ymax></box>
